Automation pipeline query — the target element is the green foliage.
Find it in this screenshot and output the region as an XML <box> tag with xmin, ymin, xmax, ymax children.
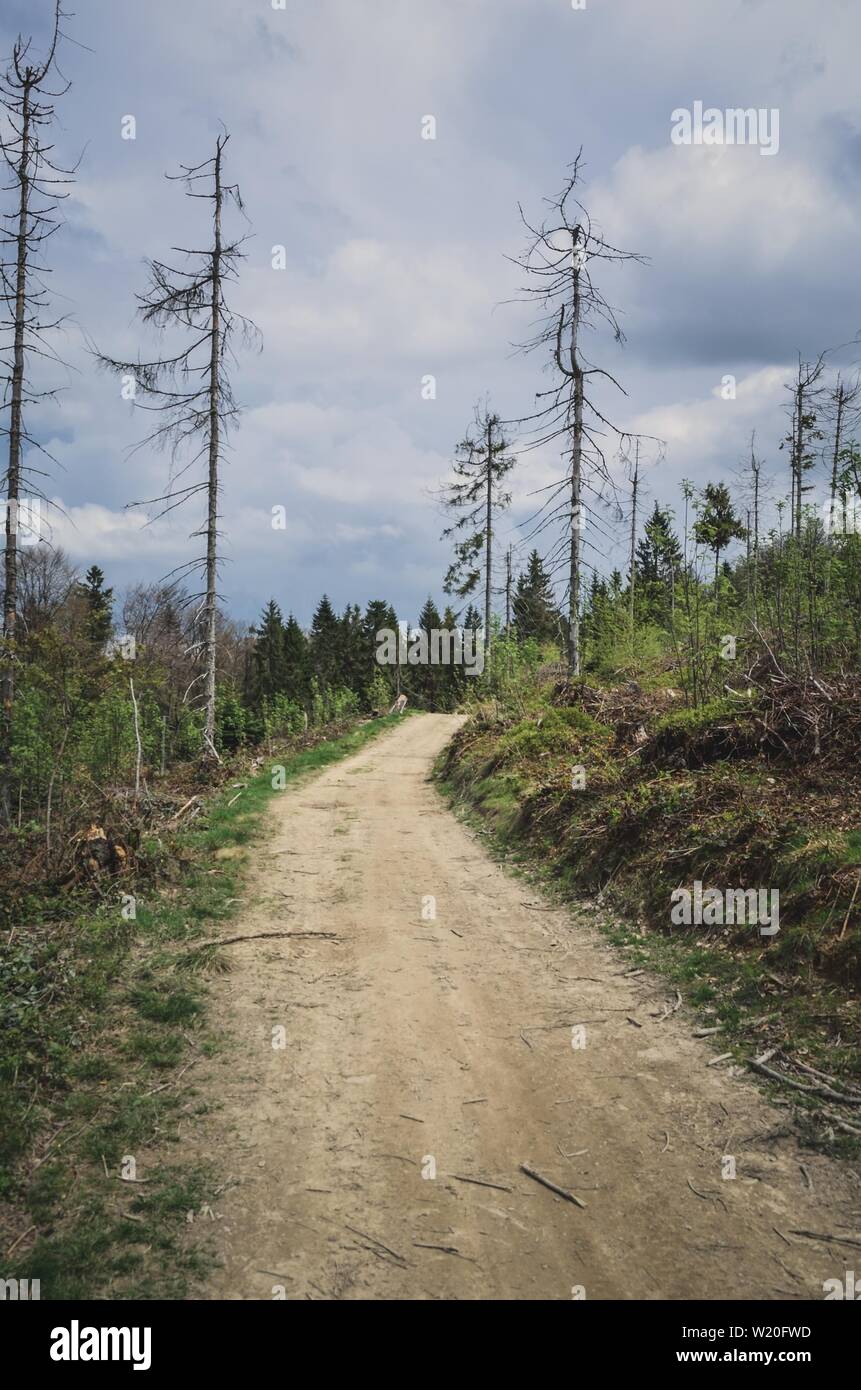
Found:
<box><xmin>78</xmin><ymin>565</ymin><xmax>114</xmax><ymax>647</ymax></box>
<box><xmin>463</xmin><ymin>630</ymin><xmax>547</xmax><ymax>711</ymax></box>
<box><xmin>0</xmin><ymin>713</ymin><xmax>401</xmax><ymax>1296</ymax></box>
<box><xmin>367</xmin><ymin>667</ymin><xmax>394</xmax><ymax>714</ymax></box>
<box><xmin>513</xmin><ymin>550</ymin><xmax>563</xmax><ymax>644</ymax></box>
<box><xmin>261</xmin><ymin>693</ymin><xmax>305</xmax><ymax>738</ymax></box>
<box><xmin>693</xmin><ymin>482</ymin><xmax>746</xmax><ymax>583</ymax></box>
<box><xmin>651</xmin><ymin>697</ymin><xmax>744</xmax><ymax>738</ymax></box>
<box><xmin>215</xmin><ymin>687</ymin><xmax>248</xmax><ymax>751</ymax></box>
<box><xmin>440</xmin><ymin>405</ymin><xmax>515</xmax><ymax>609</ymax></box>
<box><xmin>439</xmin><ymin>683</ymin><xmax>861</xmax><ymax>1155</ymax></box>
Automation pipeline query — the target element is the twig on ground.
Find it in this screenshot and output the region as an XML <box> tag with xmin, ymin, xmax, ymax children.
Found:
<box><xmin>521</xmin><ymin>1163</ymin><xmax>587</xmax><ymax>1208</ymax></box>
<box><xmin>450</xmin><ymin>1174</ymin><xmax>513</xmax><ymax>1193</ymax></box>
<box><xmin>789</xmin><ymin>1229</ymin><xmax>861</xmax><ymax>1248</ymax></box>
<box><xmin>192</xmin><ymin>931</ymin><xmax>340</xmax><ymax>948</ymax></box>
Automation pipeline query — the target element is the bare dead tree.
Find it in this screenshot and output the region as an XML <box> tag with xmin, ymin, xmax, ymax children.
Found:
<box><xmin>508</xmin><ymin>153</ymin><xmax>645</xmax><ymax>675</ymax></box>
<box><xmin>96</xmin><ymin>132</ymin><xmax>260</xmax><ymax>761</ymax></box>
<box><xmin>616</xmin><ymin>430</ymin><xmax>665</xmax><ymax>643</ymax></box>
<box><xmin>781</xmin><ymin>354</ymin><xmax>826</xmax><ymax>540</ymax></box>
<box><xmin>0</xmin><ymin>0</ymin><xmax>74</xmax><ymax>821</ymax></box>
<box><xmin>748</xmin><ymin>436</ymin><xmax>763</xmax><ymax>621</ymax></box>
<box><xmin>439</xmin><ymin>401</ymin><xmax>515</xmax><ymax>655</ymax></box>
<box><xmin>626</xmin><ymin>437</ymin><xmax>640</xmax><ymax>635</ymax></box>
<box><xmin>730</xmin><ymin>431</ymin><xmax>772</xmax><ymax>624</ymax></box>
<box><xmin>17</xmin><ymin>542</ymin><xmax>76</xmax><ymax>633</ymax></box>
<box><xmin>825</xmin><ymin>373</ymin><xmax>861</xmax><ymax>522</ymax></box>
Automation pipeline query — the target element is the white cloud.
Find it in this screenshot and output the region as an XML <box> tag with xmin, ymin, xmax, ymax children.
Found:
<box><xmin>591</xmin><ymin>143</ymin><xmax>855</xmax><ymax>274</ymax></box>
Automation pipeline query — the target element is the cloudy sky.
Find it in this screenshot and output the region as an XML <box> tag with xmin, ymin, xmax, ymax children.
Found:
<box><xmin>3</xmin><ymin>0</ymin><xmax>860</xmax><ymax>628</ymax></box>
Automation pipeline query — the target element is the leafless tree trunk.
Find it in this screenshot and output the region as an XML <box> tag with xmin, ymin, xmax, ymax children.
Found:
<box><xmin>628</xmin><ymin>437</ymin><xmax>639</xmax><ymax>636</ymax></box>
<box><xmin>129</xmin><ymin>677</ymin><xmax>143</xmax><ymax>804</ymax></box>
<box><xmin>483</xmin><ymin>414</ymin><xmax>493</xmax><ymax>655</ymax></box>
<box><xmin>0</xmin><ymin>2</ymin><xmax>69</xmax><ymax>822</ymax></box>
<box><xmin>750</xmin><ymin>438</ymin><xmax>761</xmax><ymax>622</ymax></box>
<box><xmin>567</xmin><ymin>227</ymin><xmax>584</xmax><ymax>673</ymax></box>
<box><xmin>829</xmin><ymin>376</ymin><xmax>847</xmax><ymax>516</ymax></box>
<box><xmin>203</xmin><ymin>139</ymin><xmax>224</xmax><ymax>758</ymax></box>
<box><xmin>783</xmin><ymin>355</ymin><xmax>825</xmax><ymax>539</ymax></box>
<box><xmin>510</xmin><ymin>154</ymin><xmax>646</xmax><ymax>678</ymax></box>
<box><xmin>826</xmin><ymin>374</ymin><xmax>860</xmax><ymax>535</ymax></box>
<box><xmin>96</xmin><ymin>131</ymin><xmax>259</xmax><ymax>765</ymax></box>
<box><xmin>0</xmin><ymin>78</ymin><xmax>30</xmax><ymax>823</ymax></box>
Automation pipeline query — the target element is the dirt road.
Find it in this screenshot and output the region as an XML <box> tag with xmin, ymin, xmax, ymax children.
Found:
<box><xmin>195</xmin><ymin>714</ymin><xmax>857</xmax><ymax>1300</ymax></box>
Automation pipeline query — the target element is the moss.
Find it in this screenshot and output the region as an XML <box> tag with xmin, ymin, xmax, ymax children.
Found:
<box><xmin>652</xmin><ymin>696</ymin><xmax>743</xmax><ymax>737</ymax></box>
<box><xmin>490</xmin><ymin>706</ymin><xmax>612</xmax><ymax>769</ymax></box>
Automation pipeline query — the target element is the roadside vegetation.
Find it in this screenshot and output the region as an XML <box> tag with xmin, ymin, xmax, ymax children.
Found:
<box><xmin>436</xmin><ymin>519</ymin><xmax>861</xmax><ymax>1155</ymax></box>
<box><xmin>0</xmin><ymin>713</ymin><xmax>402</xmax><ymax>1298</ymax></box>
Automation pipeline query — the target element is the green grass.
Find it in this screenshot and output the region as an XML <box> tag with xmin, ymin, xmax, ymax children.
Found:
<box><xmin>0</xmin><ymin>711</ymin><xmax>403</xmax><ymax>1299</ymax></box>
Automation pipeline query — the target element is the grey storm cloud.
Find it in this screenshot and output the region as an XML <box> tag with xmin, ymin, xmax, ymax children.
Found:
<box><xmin>2</xmin><ymin>0</ymin><xmax>859</xmax><ymax>623</ymax></box>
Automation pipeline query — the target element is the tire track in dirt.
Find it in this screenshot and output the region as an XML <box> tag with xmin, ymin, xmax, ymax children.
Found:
<box><xmin>191</xmin><ymin>713</ymin><xmax>858</xmax><ymax>1300</ymax></box>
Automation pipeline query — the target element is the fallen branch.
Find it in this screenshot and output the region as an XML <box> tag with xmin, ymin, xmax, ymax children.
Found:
<box><xmin>167</xmin><ymin>794</ymin><xmax>202</xmax><ymax>826</ymax></box>
<box><xmin>4</xmin><ymin>1224</ymin><xmax>35</xmax><ymax>1258</ymax></box>
<box><xmin>344</xmin><ymin>1224</ymin><xmax>408</xmax><ymax>1266</ymax></box>
<box><xmin>413</xmin><ymin>1242</ymin><xmax>476</xmax><ymax>1261</ymax></box>
<box><xmin>687</xmin><ymin>1178</ymin><xmax>728</xmax><ymax>1212</ymax></box>
<box><xmin>784</xmin><ymin>1055</ymin><xmax>861</xmax><ymax>1097</ymax></box>
<box><xmin>789</xmin><ymin>1229</ymin><xmax>861</xmax><ymax>1249</ymax></box>
<box><xmin>520</xmin><ymin>1163</ymin><xmax>587</xmax><ymax>1208</ymax></box>
<box><xmin>822</xmin><ymin>1110</ymin><xmax>861</xmax><ymax>1137</ymax></box>
<box><xmin>190</xmin><ymin>931</ymin><xmax>340</xmax><ymax>949</ymax></box>
<box><xmin>450</xmin><ymin>1174</ymin><xmax>513</xmax><ymax>1193</ymax></box>
<box><xmin>839</xmin><ymin>876</ymin><xmax>860</xmax><ymax>941</ymax></box>
<box><xmin>748</xmin><ymin>1058</ymin><xmax>861</xmax><ymax>1106</ymax></box>
<box><xmin>653</xmin><ymin>990</ymin><xmax>682</xmax><ymax>1022</ymax></box>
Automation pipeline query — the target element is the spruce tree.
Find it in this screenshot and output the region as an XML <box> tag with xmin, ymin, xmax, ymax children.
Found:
<box><xmin>635</xmin><ymin>503</ymin><xmax>682</xmax><ymax>620</ymax></box>
<box><xmin>251</xmin><ymin>599</ymin><xmax>287</xmax><ymax>704</ymax></box>
<box><xmin>410</xmin><ymin>596</ymin><xmax>443</xmax><ymax>708</ymax></box>
<box><xmin>512</xmin><ymin>550</ymin><xmax>560</xmax><ymax>646</ymax></box>
<box><xmin>309</xmin><ymin>594</ymin><xmax>340</xmax><ymax>689</ymax></box>
<box><xmin>362</xmin><ymin>598</ymin><xmax>398</xmax><ymax>709</ymax></box>
<box><xmin>635</xmin><ymin>503</ymin><xmax>682</xmax><ymax>585</ymax></box>
<box><xmin>80</xmin><ymin>565</ymin><xmax>114</xmax><ymax>646</ymax></box>
<box><xmin>462</xmin><ymin>602</ymin><xmax>482</xmax><ymax>634</ymax></box>
<box><xmin>338</xmin><ymin>603</ymin><xmax>365</xmax><ymax>694</ymax></box>
<box><xmin>282</xmin><ymin>614</ymin><xmax>310</xmax><ymax>705</ymax></box>
<box><xmin>363</xmin><ymin>599</ymin><xmax>396</xmax><ymax>688</ymax></box>
<box><xmin>694</xmin><ymin>483</ymin><xmax>746</xmax><ymax>590</ymax></box>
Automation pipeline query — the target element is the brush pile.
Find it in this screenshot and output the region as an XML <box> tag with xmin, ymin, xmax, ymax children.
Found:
<box><xmin>745</xmin><ymin>669</ymin><xmax>861</xmax><ymax>769</ymax></box>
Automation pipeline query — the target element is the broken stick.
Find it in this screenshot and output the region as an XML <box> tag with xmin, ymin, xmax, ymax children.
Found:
<box><xmin>521</xmin><ymin>1163</ymin><xmax>587</xmax><ymax>1208</ymax></box>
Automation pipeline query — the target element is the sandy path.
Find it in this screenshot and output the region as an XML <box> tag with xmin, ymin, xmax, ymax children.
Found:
<box><xmin>195</xmin><ymin>713</ymin><xmax>857</xmax><ymax>1300</ymax></box>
